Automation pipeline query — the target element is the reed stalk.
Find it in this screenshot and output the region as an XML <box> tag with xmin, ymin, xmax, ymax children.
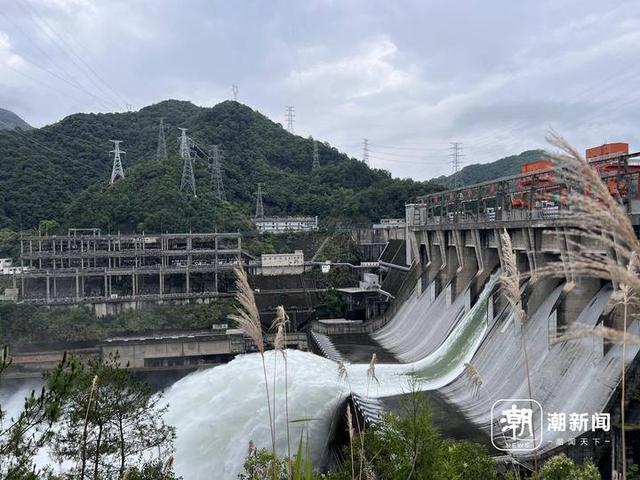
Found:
<box><xmin>500</xmin><ymin>229</ymin><xmax>538</xmax><ymax>474</ymax></box>
<box><xmin>230</xmin><ymin>268</ymin><xmax>277</xmax><ymax>480</ymax></box>
<box><xmin>541</xmin><ymin>133</ymin><xmax>640</xmax><ymax>478</ymax></box>
<box><xmin>79</xmin><ymin>375</ymin><xmax>99</xmax><ymax>480</ymax></box>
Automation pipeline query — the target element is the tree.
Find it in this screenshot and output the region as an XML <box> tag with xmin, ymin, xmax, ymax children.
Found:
<box><xmin>53</xmin><ymin>356</ymin><xmax>175</xmax><ymax>479</ymax></box>
<box><xmin>38</xmin><ymin>219</ymin><xmax>60</xmax><ymax>236</ymax></box>
<box><xmin>536</xmin><ymin>454</ymin><xmax>600</xmax><ymax>480</ymax></box>
<box><xmin>0</xmin><ymin>347</ymin><xmax>78</xmax><ymax>479</ymax></box>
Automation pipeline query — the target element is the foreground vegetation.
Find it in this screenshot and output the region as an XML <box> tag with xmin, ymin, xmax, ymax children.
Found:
<box><xmin>0</xmin><ymin>349</ymin><xmax>179</xmax><ymax>479</ymax></box>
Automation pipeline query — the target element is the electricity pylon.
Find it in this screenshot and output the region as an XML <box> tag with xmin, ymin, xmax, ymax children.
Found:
<box><xmin>312</xmin><ymin>140</ymin><xmax>320</xmax><ymax>170</ymax></box>
<box><xmin>156</xmin><ymin>118</ymin><xmax>168</xmax><ymax>161</ymax></box>
<box><xmin>109</xmin><ymin>140</ymin><xmax>125</xmax><ymax>184</ymax></box>
<box><xmin>178</xmin><ymin>128</ymin><xmax>196</xmax><ymax>197</ymax></box>
<box><xmin>285</xmin><ymin>106</ymin><xmax>295</xmax><ymax>132</ymax></box>
<box><xmin>209</xmin><ymin>145</ymin><xmax>225</xmax><ymax>201</ymax></box>
<box><xmin>255</xmin><ymin>183</ymin><xmax>264</xmax><ymax>219</ymax></box>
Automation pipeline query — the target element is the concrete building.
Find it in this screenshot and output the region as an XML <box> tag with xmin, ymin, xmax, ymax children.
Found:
<box><xmin>260</xmin><ymin>250</ymin><xmax>305</xmax><ymax>275</ymax></box>
<box><xmin>17</xmin><ymin>230</ymin><xmax>244</xmax><ymax>310</ymax></box>
<box><xmin>253</xmin><ymin>216</ymin><xmax>319</xmax><ymax>234</ymax></box>
<box><xmin>372</xmin><ymin>218</ymin><xmax>406</xmax><ymax>241</ymax></box>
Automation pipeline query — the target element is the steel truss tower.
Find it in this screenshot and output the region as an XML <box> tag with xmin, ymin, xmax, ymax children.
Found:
<box><xmin>285</xmin><ymin>106</ymin><xmax>295</xmax><ymax>133</ymax></box>
<box><xmin>109</xmin><ymin>140</ymin><xmax>125</xmax><ymax>184</ymax></box>
<box><xmin>255</xmin><ymin>183</ymin><xmax>264</xmax><ymax>219</ymax></box>
<box><xmin>450</xmin><ymin>142</ymin><xmax>464</xmax><ymax>188</ymax></box>
<box><xmin>209</xmin><ymin>145</ymin><xmax>226</xmax><ymax>201</ymax></box>
<box><xmin>363</xmin><ymin>138</ymin><xmax>370</xmax><ymax>166</ymax></box>
<box><xmin>312</xmin><ymin>140</ymin><xmax>320</xmax><ymax>170</ymax></box>
<box><xmin>178</xmin><ymin>128</ymin><xmax>197</xmax><ymax>197</ymax></box>
<box><xmin>156</xmin><ymin>118</ymin><xmax>168</xmax><ymax>161</ymax></box>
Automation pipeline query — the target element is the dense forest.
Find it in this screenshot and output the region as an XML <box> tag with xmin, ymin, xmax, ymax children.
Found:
<box><xmin>0</xmin><ymin>100</ymin><xmax>441</xmax><ymax>236</ymax></box>
<box><xmin>433</xmin><ymin>149</ymin><xmax>545</xmax><ymax>187</ymax></box>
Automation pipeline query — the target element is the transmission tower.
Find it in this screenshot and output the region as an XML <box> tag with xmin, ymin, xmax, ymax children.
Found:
<box><xmin>450</xmin><ymin>142</ymin><xmax>464</xmax><ymax>188</ymax></box>
<box><xmin>109</xmin><ymin>140</ymin><xmax>125</xmax><ymax>184</ymax></box>
<box><xmin>312</xmin><ymin>140</ymin><xmax>320</xmax><ymax>170</ymax></box>
<box><xmin>255</xmin><ymin>183</ymin><xmax>264</xmax><ymax>219</ymax></box>
<box><xmin>178</xmin><ymin>128</ymin><xmax>197</xmax><ymax>197</ymax></box>
<box><xmin>209</xmin><ymin>145</ymin><xmax>226</xmax><ymax>201</ymax></box>
<box><xmin>232</xmin><ymin>84</ymin><xmax>239</xmax><ymax>101</ymax></box>
<box><xmin>285</xmin><ymin>106</ymin><xmax>295</xmax><ymax>133</ymax></box>
<box><xmin>363</xmin><ymin>138</ymin><xmax>370</xmax><ymax>166</ymax></box>
<box><xmin>156</xmin><ymin>118</ymin><xmax>168</xmax><ymax>161</ymax></box>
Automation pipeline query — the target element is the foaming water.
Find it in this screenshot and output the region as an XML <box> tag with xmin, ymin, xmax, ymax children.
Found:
<box><xmin>0</xmin><ymin>274</ymin><xmax>497</xmax><ymax>479</ymax></box>
<box><xmin>162</xmin><ymin>273</ymin><xmax>500</xmax><ymax>479</ymax></box>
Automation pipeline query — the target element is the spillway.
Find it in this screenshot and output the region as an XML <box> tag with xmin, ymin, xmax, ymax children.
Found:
<box><xmin>161</xmin><ymin>273</ymin><xmax>499</xmax><ymax>478</ymax></box>
<box><xmin>3</xmin><ymin>271</ymin><xmax>636</xmax><ymax>479</ymax></box>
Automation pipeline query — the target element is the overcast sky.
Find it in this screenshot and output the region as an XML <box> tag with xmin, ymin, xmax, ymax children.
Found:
<box><xmin>1</xmin><ymin>0</ymin><xmax>639</xmax><ymax>180</ymax></box>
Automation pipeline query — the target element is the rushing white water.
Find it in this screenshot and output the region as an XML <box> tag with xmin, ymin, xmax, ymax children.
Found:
<box><xmin>373</xmin><ymin>281</ymin><xmax>469</xmax><ymax>362</ymax></box>
<box><xmin>6</xmin><ymin>271</ymin><xmax>632</xmax><ymax>478</ymax></box>
<box><xmin>161</xmin><ymin>273</ymin><xmax>499</xmax><ymax>479</ymax></box>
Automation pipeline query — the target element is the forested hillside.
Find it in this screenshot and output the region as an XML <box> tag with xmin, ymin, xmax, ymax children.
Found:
<box><xmin>433</xmin><ymin>149</ymin><xmax>545</xmax><ymax>187</ymax></box>
<box><xmin>0</xmin><ymin>108</ymin><xmax>32</xmax><ymax>131</ymax></box>
<box><xmin>0</xmin><ymin>100</ymin><xmax>439</xmax><ymax>235</ymax></box>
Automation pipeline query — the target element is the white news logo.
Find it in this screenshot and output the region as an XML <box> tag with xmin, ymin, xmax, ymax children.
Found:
<box><xmin>491</xmin><ymin>399</ymin><xmax>543</xmax><ymax>452</ymax></box>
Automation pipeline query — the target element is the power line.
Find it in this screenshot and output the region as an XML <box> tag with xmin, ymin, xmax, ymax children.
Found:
<box><xmin>285</xmin><ymin>106</ymin><xmax>295</xmax><ymax>133</ymax></box>
<box><xmin>16</xmin><ymin>0</ymin><xmax>127</xmax><ymax>108</ymax></box>
<box><xmin>0</xmin><ymin>11</ymin><xmax>118</xmax><ymax>111</ymax></box>
<box><xmin>109</xmin><ymin>140</ymin><xmax>125</xmax><ymax>184</ymax></box>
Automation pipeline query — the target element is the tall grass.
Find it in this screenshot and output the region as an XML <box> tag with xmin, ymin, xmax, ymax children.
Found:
<box><xmin>500</xmin><ymin>229</ymin><xmax>538</xmax><ymax>474</ymax></box>
<box><xmin>230</xmin><ymin>267</ymin><xmax>277</xmax><ymax>479</ymax></box>
<box><xmin>79</xmin><ymin>374</ymin><xmax>99</xmax><ymax>480</ymax></box>
<box><xmin>541</xmin><ymin>133</ymin><xmax>640</xmax><ymax>479</ymax></box>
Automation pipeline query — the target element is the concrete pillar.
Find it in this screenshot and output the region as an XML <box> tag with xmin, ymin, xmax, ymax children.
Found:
<box><xmin>104</xmin><ymin>273</ymin><xmax>108</xmax><ymax>298</ymax></box>
<box><xmin>75</xmin><ymin>268</ymin><xmax>80</xmax><ymax>300</ymax></box>
<box><xmin>53</xmin><ymin>278</ymin><xmax>57</xmax><ymax>298</ymax></box>
<box><xmin>46</xmin><ymin>272</ymin><xmax>50</xmax><ymax>304</ymax></box>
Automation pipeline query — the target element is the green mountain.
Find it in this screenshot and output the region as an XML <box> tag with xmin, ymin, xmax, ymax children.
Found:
<box><xmin>0</xmin><ymin>100</ymin><xmax>440</xmax><ymax>233</ymax></box>
<box><xmin>0</xmin><ymin>108</ymin><xmax>32</xmax><ymax>131</ymax></box>
<box><xmin>433</xmin><ymin>149</ymin><xmax>546</xmax><ymax>187</ymax></box>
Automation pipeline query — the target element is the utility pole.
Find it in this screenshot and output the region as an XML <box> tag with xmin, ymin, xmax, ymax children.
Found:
<box><xmin>255</xmin><ymin>183</ymin><xmax>264</xmax><ymax>219</ymax></box>
<box><xmin>178</xmin><ymin>128</ymin><xmax>196</xmax><ymax>197</ymax></box>
<box><xmin>285</xmin><ymin>106</ymin><xmax>295</xmax><ymax>133</ymax></box>
<box><xmin>363</xmin><ymin>138</ymin><xmax>370</xmax><ymax>166</ymax></box>
<box><xmin>209</xmin><ymin>145</ymin><xmax>225</xmax><ymax>201</ymax></box>
<box><xmin>156</xmin><ymin>117</ymin><xmax>168</xmax><ymax>161</ymax></box>
<box><xmin>109</xmin><ymin>140</ymin><xmax>125</xmax><ymax>184</ymax></box>
<box><xmin>450</xmin><ymin>142</ymin><xmax>464</xmax><ymax>188</ymax></box>
<box><xmin>232</xmin><ymin>84</ymin><xmax>238</xmax><ymax>101</ymax></box>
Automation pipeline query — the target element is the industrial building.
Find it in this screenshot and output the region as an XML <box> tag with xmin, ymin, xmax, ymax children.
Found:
<box><xmin>17</xmin><ymin>229</ymin><xmax>244</xmax><ymax>305</ymax></box>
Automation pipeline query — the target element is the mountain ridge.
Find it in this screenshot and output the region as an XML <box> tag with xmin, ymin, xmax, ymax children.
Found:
<box><xmin>0</xmin><ymin>108</ymin><xmax>32</xmax><ymax>131</ymax></box>
<box><xmin>0</xmin><ymin>100</ymin><xmax>440</xmax><ymax>233</ymax></box>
